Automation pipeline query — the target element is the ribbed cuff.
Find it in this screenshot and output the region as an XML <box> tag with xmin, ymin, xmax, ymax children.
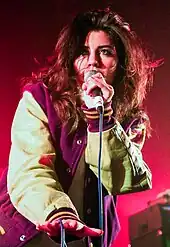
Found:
<box><xmin>81</xmin><ymin>102</ymin><xmax>115</xmax><ymax>132</ymax></box>
<box><xmin>46</xmin><ymin>207</ymin><xmax>84</xmax><ymax>243</ymax></box>
<box><xmin>46</xmin><ymin>207</ymin><xmax>80</xmax><ymax>222</ymax></box>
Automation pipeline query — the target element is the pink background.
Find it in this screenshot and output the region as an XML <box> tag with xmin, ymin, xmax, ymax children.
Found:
<box><xmin>0</xmin><ymin>1</ymin><xmax>170</xmax><ymax>246</ymax></box>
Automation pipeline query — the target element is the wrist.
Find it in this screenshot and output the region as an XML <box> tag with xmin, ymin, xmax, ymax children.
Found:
<box><xmin>81</xmin><ymin>101</ymin><xmax>115</xmax><ymax>132</ymax></box>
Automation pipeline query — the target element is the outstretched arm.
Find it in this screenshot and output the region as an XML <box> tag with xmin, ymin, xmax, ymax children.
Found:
<box><xmin>7</xmin><ymin>91</ymin><xmax>102</xmax><ymax>239</ymax></box>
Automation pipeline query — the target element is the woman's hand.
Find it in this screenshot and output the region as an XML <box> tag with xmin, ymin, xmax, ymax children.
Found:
<box><xmin>82</xmin><ymin>72</ymin><xmax>114</xmax><ymax>103</ymax></box>
<box><xmin>36</xmin><ymin>218</ymin><xmax>103</xmax><ymax>238</ymax></box>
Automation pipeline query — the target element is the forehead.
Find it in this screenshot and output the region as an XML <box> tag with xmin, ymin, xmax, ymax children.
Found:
<box><xmin>84</xmin><ymin>30</ymin><xmax>112</xmax><ymax>46</ymax></box>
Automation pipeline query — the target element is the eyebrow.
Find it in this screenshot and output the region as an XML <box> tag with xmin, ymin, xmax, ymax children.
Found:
<box><xmin>84</xmin><ymin>45</ymin><xmax>114</xmax><ymax>49</ymax></box>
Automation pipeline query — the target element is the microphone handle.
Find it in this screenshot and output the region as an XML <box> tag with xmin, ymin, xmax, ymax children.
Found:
<box><xmin>91</xmin><ymin>88</ymin><xmax>103</xmax><ymax>114</ymax></box>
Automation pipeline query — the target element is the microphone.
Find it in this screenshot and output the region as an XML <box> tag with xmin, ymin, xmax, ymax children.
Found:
<box><xmin>84</xmin><ymin>70</ymin><xmax>104</xmax><ymax>113</ymax></box>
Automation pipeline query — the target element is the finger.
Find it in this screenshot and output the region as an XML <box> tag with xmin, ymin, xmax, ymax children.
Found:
<box><xmin>83</xmin><ymin>225</ymin><xmax>103</xmax><ymax>237</ymax></box>
<box><xmin>101</xmin><ymin>84</ymin><xmax>114</xmax><ymax>102</ymax></box>
<box><xmin>91</xmin><ymin>76</ymin><xmax>109</xmax><ymax>90</ymax></box>
<box><xmin>61</xmin><ymin>221</ymin><xmax>84</xmax><ymax>236</ymax></box>
<box><xmin>36</xmin><ymin>223</ymin><xmax>52</xmax><ymax>233</ymax></box>
<box><xmin>73</xmin><ymin>223</ymin><xmax>103</xmax><ymax>238</ymax></box>
<box><xmin>82</xmin><ymin>83</ymin><xmax>87</xmax><ymax>91</ymax></box>
<box><xmin>85</xmin><ymin>74</ymin><xmax>111</xmax><ymax>95</ymax></box>
<box><xmin>91</xmin><ymin>75</ymin><xmax>114</xmax><ymax>101</ymax></box>
<box><xmin>62</xmin><ymin>219</ymin><xmax>78</xmax><ymax>230</ymax></box>
<box><xmin>82</xmin><ymin>72</ymin><xmax>101</xmax><ymax>90</ymax></box>
<box><xmin>83</xmin><ymin>80</ymin><xmax>98</xmax><ymax>96</ymax></box>
<box><xmin>36</xmin><ymin>221</ymin><xmax>60</xmax><ymax>236</ymax></box>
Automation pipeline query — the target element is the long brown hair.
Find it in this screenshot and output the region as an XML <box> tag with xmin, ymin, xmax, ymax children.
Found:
<box><xmin>21</xmin><ymin>8</ymin><xmax>160</xmax><ymax>134</ymax></box>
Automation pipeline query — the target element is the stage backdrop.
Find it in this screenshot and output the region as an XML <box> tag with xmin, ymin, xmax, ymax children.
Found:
<box><xmin>0</xmin><ymin>1</ymin><xmax>170</xmax><ymax>246</ymax></box>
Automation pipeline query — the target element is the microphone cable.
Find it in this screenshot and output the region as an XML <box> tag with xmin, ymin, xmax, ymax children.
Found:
<box><xmin>60</xmin><ymin>105</ymin><xmax>104</xmax><ymax>247</ymax></box>
<box><xmin>97</xmin><ymin>105</ymin><xmax>104</xmax><ymax>247</ymax></box>
<box><xmin>60</xmin><ymin>219</ymin><xmax>67</xmax><ymax>247</ymax></box>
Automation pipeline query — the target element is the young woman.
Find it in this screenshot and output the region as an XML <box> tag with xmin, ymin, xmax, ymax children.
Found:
<box><xmin>1</xmin><ymin>8</ymin><xmax>156</xmax><ymax>247</ymax></box>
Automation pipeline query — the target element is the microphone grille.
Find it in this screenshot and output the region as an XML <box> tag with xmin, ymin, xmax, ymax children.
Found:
<box><xmin>84</xmin><ymin>70</ymin><xmax>98</xmax><ymax>82</ymax></box>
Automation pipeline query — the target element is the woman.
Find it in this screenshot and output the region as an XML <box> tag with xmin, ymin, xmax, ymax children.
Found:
<box><xmin>1</xmin><ymin>8</ymin><xmax>155</xmax><ymax>247</ymax></box>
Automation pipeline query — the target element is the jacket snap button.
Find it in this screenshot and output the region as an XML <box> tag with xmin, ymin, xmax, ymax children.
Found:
<box><xmin>85</xmin><ymin>177</ymin><xmax>91</xmax><ymax>188</ymax></box>
<box><xmin>66</xmin><ymin>168</ymin><xmax>71</xmax><ymax>173</ymax></box>
<box><xmin>20</xmin><ymin>235</ymin><xmax>26</xmax><ymax>241</ymax></box>
<box><xmin>77</xmin><ymin>139</ymin><xmax>82</xmax><ymax>145</ymax></box>
<box><xmin>87</xmin><ymin>208</ymin><xmax>91</xmax><ymax>214</ymax></box>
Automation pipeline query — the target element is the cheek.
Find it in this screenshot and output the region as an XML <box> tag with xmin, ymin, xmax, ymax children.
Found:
<box><xmin>105</xmin><ymin>60</ymin><xmax>117</xmax><ymax>73</ymax></box>
<box><xmin>105</xmin><ymin>60</ymin><xmax>117</xmax><ymax>84</ymax></box>
<box><xmin>103</xmin><ymin>55</ymin><xmax>117</xmax><ymax>69</ymax></box>
<box><xmin>109</xmin><ymin>57</ymin><xmax>117</xmax><ymax>69</ymax></box>
<box><xmin>74</xmin><ymin>57</ymin><xmax>86</xmax><ymax>74</ymax></box>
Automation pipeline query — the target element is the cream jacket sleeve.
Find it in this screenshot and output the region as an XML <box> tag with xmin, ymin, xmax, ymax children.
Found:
<box><xmin>7</xmin><ymin>91</ymin><xmax>79</xmax><ymax>225</ymax></box>
<box><xmin>85</xmin><ymin>118</ymin><xmax>152</xmax><ymax>195</ymax></box>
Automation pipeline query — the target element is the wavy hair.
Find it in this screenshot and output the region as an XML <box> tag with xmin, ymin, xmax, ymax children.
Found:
<box><xmin>21</xmin><ymin>8</ymin><xmax>159</xmax><ymax>134</ymax></box>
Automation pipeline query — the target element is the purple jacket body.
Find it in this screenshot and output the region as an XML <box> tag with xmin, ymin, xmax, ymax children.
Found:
<box><xmin>0</xmin><ymin>82</ymin><xmax>148</xmax><ymax>246</ymax></box>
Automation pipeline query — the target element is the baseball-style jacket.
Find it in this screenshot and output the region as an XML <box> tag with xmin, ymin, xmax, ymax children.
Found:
<box><xmin>0</xmin><ymin>82</ymin><xmax>152</xmax><ymax>246</ymax></box>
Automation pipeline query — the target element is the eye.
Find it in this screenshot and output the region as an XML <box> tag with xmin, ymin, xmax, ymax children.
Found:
<box><xmin>99</xmin><ymin>48</ymin><xmax>114</xmax><ymax>56</ymax></box>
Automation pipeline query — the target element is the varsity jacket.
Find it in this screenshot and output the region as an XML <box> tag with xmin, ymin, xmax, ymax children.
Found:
<box><xmin>0</xmin><ymin>82</ymin><xmax>152</xmax><ymax>247</ymax></box>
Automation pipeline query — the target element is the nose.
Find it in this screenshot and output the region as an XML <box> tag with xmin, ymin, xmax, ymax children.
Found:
<box><xmin>87</xmin><ymin>52</ymin><xmax>99</xmax><ymax>67</ymax></box>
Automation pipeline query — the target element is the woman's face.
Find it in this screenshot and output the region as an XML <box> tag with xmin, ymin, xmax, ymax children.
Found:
<box><xmin>74</xmin><ymin>30</ymin><xmax>117</xmax><ymax>86</ymax></box>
